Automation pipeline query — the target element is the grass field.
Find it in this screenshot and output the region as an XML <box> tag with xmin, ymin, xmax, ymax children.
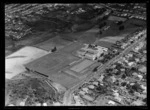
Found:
<box><xmin>70</xmin><ymin>59</ymin><xmax>94</xmax><ymax>73</ymax></box>
<box><xmin>51</xmin><ymin>72</ymin><xmax>81</xmax><ymax>89</ymax></box>
<box><xmin>25</xmin><ymin>51</ymin><xmax>81</xmax><ymax>89</ymax></box>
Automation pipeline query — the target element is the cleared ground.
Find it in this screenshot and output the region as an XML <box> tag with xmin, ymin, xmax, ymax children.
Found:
<box><xmin>98</xmin><ymin>36</ymin><xmax>126</xmax><ymax>43</ymax></box>
<box><xmin>95</xmin><ymin>41</ymin><xmax>114</xmax><ymax>48</ymax></box>
<box><xmin>5</xmin><ymin>46</ymin><xmax>49</xmax><ymax>79</ymax></box>
<box><xmin>98</xmin><ymin>17</ymin><xmax>146</xmax><ymax>38</ymax></box>
<box><xmin>108</xmin><ymin>15</ymin><xmax>127</xmax><ymax>21</ymax></box>
<box><xmin>60</xmin><ymin>29</ymin><xmax>98</xmax><ymax>44</ymax></box>
<box><xmin>34</xmin><ymin>36</ymin><xmax>72</xmax><ymax>51</ymax></box>
<box><xmin>59</xmin><ymin>42</ymin><xmax>84</xmax><ymax>54</ymax></box>
<box><xmin>5</xmin><ymin>32</ymin><xmax>56</xmax><ymax>56</ymax></box>
<box><xmin>94</xmin><ymin>17</ymin><xmax>146</xmax><ymax>47</ymax></box>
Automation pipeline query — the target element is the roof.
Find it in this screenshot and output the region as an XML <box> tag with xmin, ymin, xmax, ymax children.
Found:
<box><xmin>82</xmin><ymin>95</ymin><xmax>94</xmax><ymax>101</ymax></box>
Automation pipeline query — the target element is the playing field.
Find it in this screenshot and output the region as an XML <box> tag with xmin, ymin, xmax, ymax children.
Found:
<box><xmin>70</xmin><ymin>59</ymin><xmax>94</xmax><ymax>73</ymax></box>
<box><xmin>25</xmin><ymin>52</ymin><xmax>79</xmax><ymax>75</ymax></box>
<box><xmin>49</xmin><ymin>71</ymin><xmax>81</xmax><ymax>89</ymax></box>
<box><xmin>24</xmin><ymin>45</ymin><xmax>82</xmax><ymax>89</ymax></box>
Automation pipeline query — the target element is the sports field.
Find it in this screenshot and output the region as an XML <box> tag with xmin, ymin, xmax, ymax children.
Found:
<box><xmin>25</xmin><ymin>52</ymin><xmax>79</xmax><ymax>75</ymax></box>
<box><xmin>24</xmin><ymin>49</ymin><xmax>81</xmax><ymax>89</ymax></box>
<box><xmin>49</xmin><ymin>71</ymin><xmax>81</xmax><ymax>89</ymax></box>
<box><xmin>70</xmin><ymin>59</ymin><xmax>94</xmax><ymax>73</ymax></box>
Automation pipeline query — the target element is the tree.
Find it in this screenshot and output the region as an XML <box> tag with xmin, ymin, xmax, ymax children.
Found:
<box><xmin>51</xmin><ymin>46</ymin><xmax>57</xmax><ymax>52</ymax></box>
<box><xmin>93</xmin><ymin>66</ymin><xmax>98</xmax><ymax>72</ymax></box>
<box><xmin>103</xmin><ymin>22</ymin><xmax>107</xmax><ymax>26</ymax></box>
<box><xmin>102</xmin><ymin>15</ymin><xmax>109</xmax><ymax>20</ymax></box>
<box><xmin>99</xmin><ymin>31</ymin><xmax>102</xmax><ymax>35</ymax></box>
<box><xmin>119</xmin><ymin>25</ymin><xmax>125</xmax><ymax>31</ymax></box>
<box><xmin>117</xmin><ymin>21</ymin><xmax>123</xmax><ymax>25</ymax></box>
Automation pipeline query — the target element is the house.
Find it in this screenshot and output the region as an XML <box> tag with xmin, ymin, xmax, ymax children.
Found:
<box><xmin>108</xmin><ymin>100</ymin><xmax>116</xmax><ymax>105</ymax></box>
<box><xmin>35</xmin><ymin>103</ymin><xmax>41</xmax><ymax>106</ymax></box>
<box><xmin>43</xmin><ymin>103</ymin><xmax>47</xmax><ymax>106</ymax></box>
<box><xmin>88</xmin><ymin>85</ymin><xmax>95</xmax><ymax>89</ymax></box>
<box><xmin>141</xmin><ymin>57</ymin><xmax>146</xmax><ymax>62</ymax></box>
<box><xmin>128</xmin><ymin>62</ymin><xmax>136</xmax><ymax>67</ymax></box>
<box><xmin>79</xmin><ymin>91</ymin><xmax>86</xmax><ymax>95</ymax></box>
<box><xmin>77</xmin><ymin>50</ymin><xmax>86</xmax><ymax>57</ymax></box>
<box><xmin>84</xmin><ymin>51</ymin><xmax>97</xmax><ymax>60</ymax></box>
<box><xmin>82</xmin><ymin>88</ymin><xmax>89</xmax><ymax>93</ymax></box>
<box><xmin>138</xmin><ymin>66</ymin><xmax>146</xmax><ymax>73</ymax></box>
<box><xmin>92</xmin><ymin>81</ymin><xmax>99</xmax><ymax>86</ymax></box>
<box><xmin>82</xmin><ymin>94</ymin><xmax>95</xmax><ymax>101</ymax></box>
<box><xmin>97</xmin><ymin>74</ymin><xmax>104</xmax><ymax>82</ymax></box>
<box><xmin>73</xmin><ymin>95</ymin><xmax>84</xmax><ymax>105</ymax></box>
<box><xmin>19</xmin><ymin>101</ymin><xmax>25</xmax><ymax>106</ymax></box>
<box><xmin>132</xmin><ymin>100</ymin><xmax>144</xmax><ymax>106</ymax></box>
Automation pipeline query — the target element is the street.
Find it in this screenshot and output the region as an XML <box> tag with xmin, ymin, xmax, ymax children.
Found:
<box><xmin>63</xmin><ymin>32</ymin><xmax>146</xmax><ymax>105</ymax></box>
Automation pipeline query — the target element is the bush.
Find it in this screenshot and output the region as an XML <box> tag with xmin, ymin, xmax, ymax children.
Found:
<box><xmin>119</xmin><ymin>25</ymin><xmax>125</xmax><ymax>30</ymax></box>
<box><xmin>117</xmin><ymin>21</ymin><xmax>123</xmax><ymax>25</ymax></box>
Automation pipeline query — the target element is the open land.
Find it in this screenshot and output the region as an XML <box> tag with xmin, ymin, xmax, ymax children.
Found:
<box><xmin>5</xmin><ymin>3</ymin><xmax>146</xmax><ymax>106</ymax></box>
<box><xmin>5</xmin><ymin>46</ymin><xmax>49</xmax><ymax>79</ymax></box>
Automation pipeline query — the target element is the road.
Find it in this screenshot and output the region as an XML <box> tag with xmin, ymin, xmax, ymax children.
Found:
<box><xmin>63</xmin><ymin>32</ymin><xmax>146</xmax><ymax>105</ymax></box>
